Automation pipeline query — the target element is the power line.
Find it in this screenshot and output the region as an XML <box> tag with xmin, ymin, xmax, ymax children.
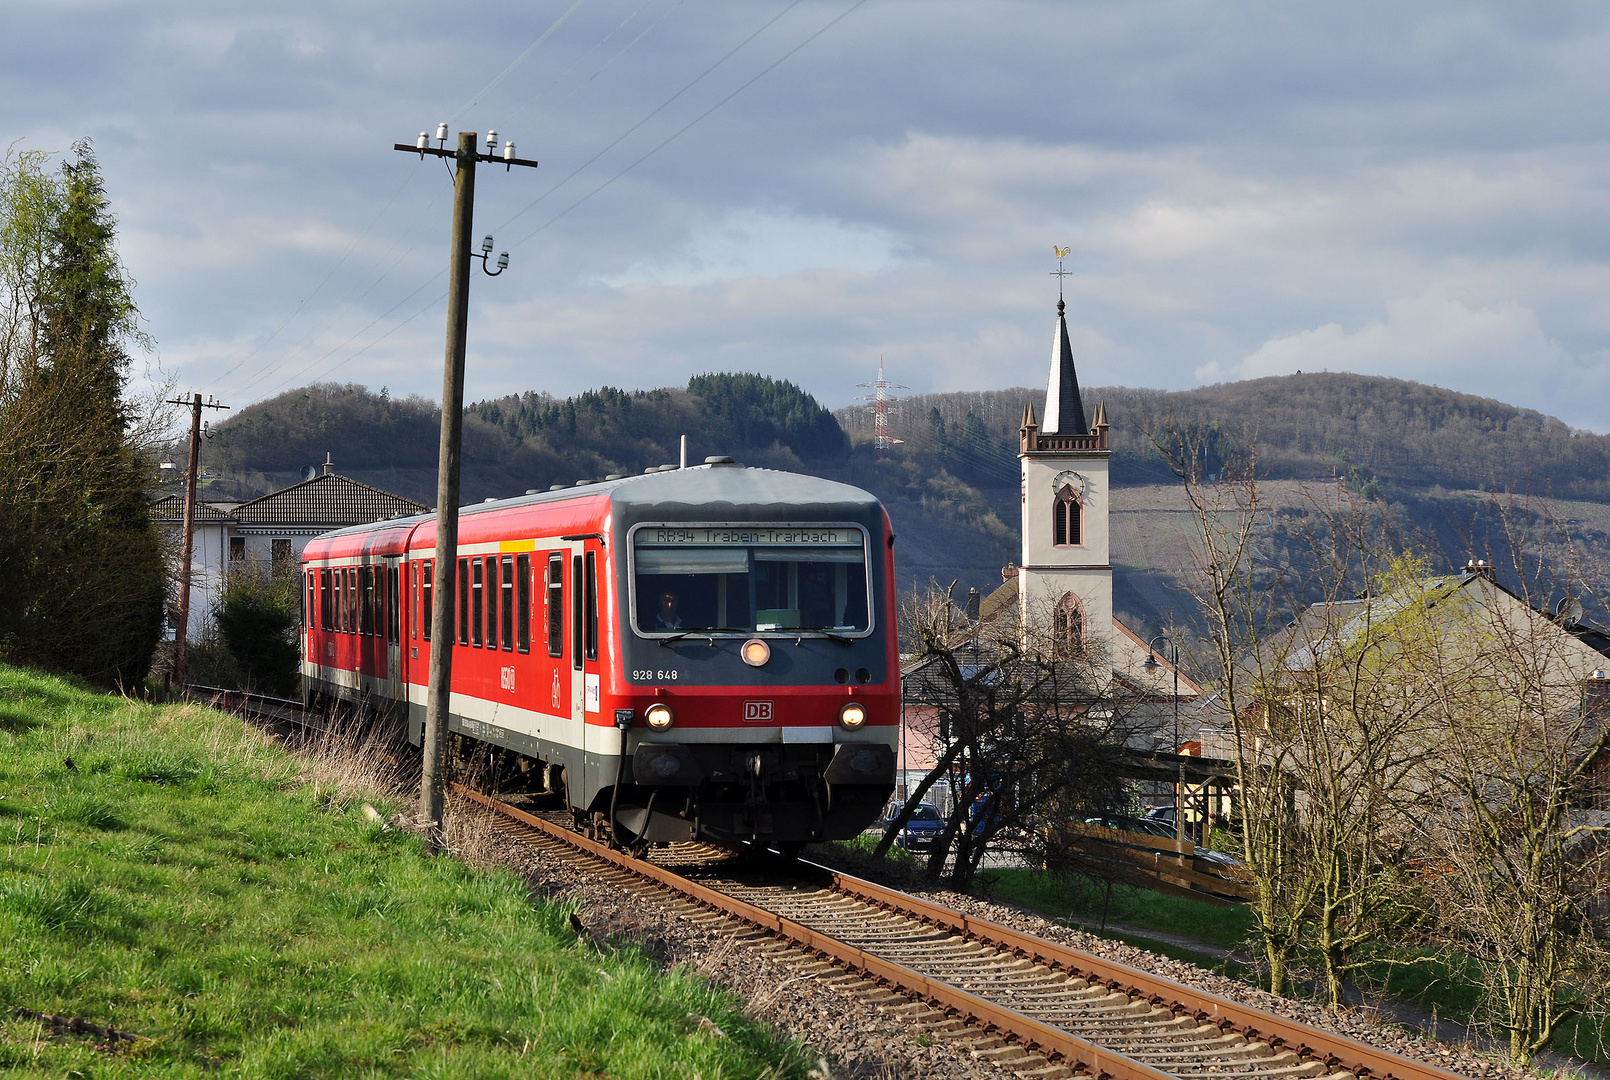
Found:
<box><xmin>496</xmin><ymin>0</ymin><xmax>810</xmax><ymax>236</ymax></box>
<box><xmin>229</xmin><ymin>0</ymin><xmax>865</xmax><ymax>408</ymax></box>
<box><xmin>215</xmin><ymin>5</ymin><xmax>594</xmax><ymax>401</ymax></box>
<box><xmin>506</xmin><ymin>0</ymin><xmax>869</xmax><ymax>246</ymax></box>
<box><xmin>447</xmin><ymin>0</ymin><xmax>593</xmax><ymax>124</ymax></box>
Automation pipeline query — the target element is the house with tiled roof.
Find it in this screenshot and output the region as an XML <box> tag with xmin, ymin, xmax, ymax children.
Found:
<box><xmin>153</xmin><ymin>455</ymin><xmax>427</xmax><ymax>641</ymax></box>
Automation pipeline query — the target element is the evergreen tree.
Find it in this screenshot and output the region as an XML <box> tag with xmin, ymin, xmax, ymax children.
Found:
<box><xmin>0</xmin><ymin>140</ymin><xmax>163</xmax><ymax>688</ymax></box>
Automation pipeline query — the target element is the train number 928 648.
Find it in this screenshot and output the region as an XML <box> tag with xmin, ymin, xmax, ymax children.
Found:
<box><xmin>632</xmin><ymin>669</ymin><xmax>681</xmax><ymax>681</ymax></box>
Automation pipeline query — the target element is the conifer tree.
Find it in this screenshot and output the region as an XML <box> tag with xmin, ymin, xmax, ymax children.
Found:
<box><xmin>0</xmin><ymin>140</ymin><xmax>163</xmax><ymax>687</ymax></box>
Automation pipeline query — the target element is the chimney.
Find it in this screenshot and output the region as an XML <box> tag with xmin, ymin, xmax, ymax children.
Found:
<box><xmin>1463</xmin><ymin>558</ymin><xmax>1496</xmax><ymax>580</ymax></box>
<box><xmin>323</xmin><ymin>452</ymin><xmax>334</xmax><ymax>476</ymax></box>
<box><xmin>965</xmin><ymin>587</ymin><xmax>981</xmax><ymax>623</ymax></box>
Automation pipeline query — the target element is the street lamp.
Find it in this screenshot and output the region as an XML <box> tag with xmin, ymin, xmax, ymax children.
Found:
<box><xmin>1143</xmin><ymin>635</ymin><xmax>1186</xmax><ymax>845</ymax></box>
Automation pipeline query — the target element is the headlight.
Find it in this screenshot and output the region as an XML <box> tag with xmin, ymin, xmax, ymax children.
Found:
<box><xmin>740</xmin><ymin>638</ymin><xmax>771</xmax><ymax>667</ymax></box>
<box><xmin>644</xmin><ymin>703</ymin><xmax>675</xmax><ymax>731</ymax></box>
<box><xmin>838</xmin><ymin>702</ymin><xmax>866</xmax><ymax>730</ymax></box>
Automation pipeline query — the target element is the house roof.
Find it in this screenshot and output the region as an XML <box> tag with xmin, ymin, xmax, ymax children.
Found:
<box><xmin>150</xmin><ymin>493</ymin><xmax>232</xmax><ymax>522</ymax></box>
<box><xmin>230</xmin><ymin>473</ymin><xmax>427</xmax><ymax>526</ymax></box>
<box><xmin>151</xmin><ymin>473</ymin><xmax>427</xmax><ymax>529</ymax></box>
<box><xmin>1260</xmin><ymin>569</ymin><xmax>1610</xmax><ymax>680</ymax></box>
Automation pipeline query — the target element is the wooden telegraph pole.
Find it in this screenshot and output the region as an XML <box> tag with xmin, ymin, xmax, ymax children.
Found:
<box><xmin>166</xmin><ymin>391</ymin><xmax>229</xmax><ymax>690</ymax></box>
<box><xmin>394</xmin><ymin>126</ymin><xmax>537</xmax><ymax>843</ymax></box>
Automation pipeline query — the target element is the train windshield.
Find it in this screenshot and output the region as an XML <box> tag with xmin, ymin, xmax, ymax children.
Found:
<box><xmin>631</xmin><ymin>525</ymin><xmax>871</xmax><ymax>637</ymax></box>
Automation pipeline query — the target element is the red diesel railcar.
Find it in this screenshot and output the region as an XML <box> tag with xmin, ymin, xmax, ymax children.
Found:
<box><xmin>300</xmin><ymin>460</ymin><xmax>900</xmax><ymax>848</ymax></box>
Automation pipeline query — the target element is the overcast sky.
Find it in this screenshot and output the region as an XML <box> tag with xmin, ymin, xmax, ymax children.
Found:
<box><xmin>9</xmin><ymin>2</ymin><xmax>1610</xmax><ymax>429</ymax></box>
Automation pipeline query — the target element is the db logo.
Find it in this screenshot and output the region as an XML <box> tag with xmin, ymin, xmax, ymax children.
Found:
<box><xmin>743</xmin><ymin>701</ymin><xmax>773</xmax><ymax>723</ymax></box>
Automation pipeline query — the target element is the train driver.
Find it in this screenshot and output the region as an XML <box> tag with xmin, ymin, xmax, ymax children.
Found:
<box><xmin>656</xmin><ymin>590</ymin><xmax>683</xmax><ymax>630</ymax></box>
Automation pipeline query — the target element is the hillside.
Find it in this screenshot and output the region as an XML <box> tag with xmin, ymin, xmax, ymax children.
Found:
<box><xmin>192</xmin><ymin>372</ymin><xmax>1610</xmax><ymax>634</ymax></box>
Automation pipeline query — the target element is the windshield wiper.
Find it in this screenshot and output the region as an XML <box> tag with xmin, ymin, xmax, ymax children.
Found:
<box><xmin>657</xmin><ymin>627</ymin><xmax>742</xmax><ymax>647</ymax></box>
<box><xmin>797</xmin><ymin>627</ymin><xmax>857</xmax><ymax>645</ymax></box>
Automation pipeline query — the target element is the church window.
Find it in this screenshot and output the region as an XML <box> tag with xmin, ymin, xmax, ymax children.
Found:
<box><xmin>1053</xmin><ymin>485</ymin><xmax>1082</xmax><ymax>546</ymax></box>
<box><xmin>1053</xmin><ymin>592</ymin><xmax>1084</xmax><ymax>653</ymax></box>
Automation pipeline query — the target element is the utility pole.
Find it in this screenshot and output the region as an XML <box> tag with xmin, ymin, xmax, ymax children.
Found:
<box><xmin>395</xmin><ymin>125</ymin><xmax>537</xmax><ymax>844</ymax></box>
<box><xmin>165</xmin><ymin>391</ymin><xmax>229</xmax><ymax>690</ymax></box>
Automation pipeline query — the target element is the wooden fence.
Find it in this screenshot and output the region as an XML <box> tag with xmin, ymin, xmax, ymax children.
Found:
<box><xmin>1051</xmin><ymin>822</ymin><xmax>1257</xmax><ymax>906</ymax></box>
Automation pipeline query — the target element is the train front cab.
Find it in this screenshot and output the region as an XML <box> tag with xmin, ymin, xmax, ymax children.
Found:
<box><xmin>604</xmin><ymin>510</ymin><xmax>900</xmax><ymax>849</ymax></box>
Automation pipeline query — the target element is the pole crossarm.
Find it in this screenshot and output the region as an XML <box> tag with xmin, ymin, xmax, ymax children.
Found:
<box><xmin>393</xmin><ymin>144</ymin><xmax>540</xmax><ymax>169</ymax></box>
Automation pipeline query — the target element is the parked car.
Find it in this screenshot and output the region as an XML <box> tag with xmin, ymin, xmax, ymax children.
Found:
<box><xmin>887</xmin><ymin>804</ymin><xmax>945</xmax><ymax>849</ymax></box>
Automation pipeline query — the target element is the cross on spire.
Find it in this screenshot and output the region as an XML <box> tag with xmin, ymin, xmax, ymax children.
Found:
<box><xmin>1050</xmin><ymin>245</ymin><xmax>1072</xmax><ymax>306</ymax></box>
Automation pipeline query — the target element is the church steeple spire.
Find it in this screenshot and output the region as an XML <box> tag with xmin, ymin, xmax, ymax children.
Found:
<box><xmin>1043</xmin><ymin>296</ymin><xmax>1088</xmax><ymax>435</ymax></box>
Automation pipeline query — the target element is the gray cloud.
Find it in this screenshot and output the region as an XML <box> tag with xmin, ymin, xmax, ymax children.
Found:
<box><xmin>6</xmin><ymin>0</ymin><xmax>1610</xmax><ymax>429</ymax></box>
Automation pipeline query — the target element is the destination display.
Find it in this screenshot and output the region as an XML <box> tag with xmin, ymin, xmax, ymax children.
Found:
<box><xmin>636</xmin><ymin>526</ymin><xmax>860</xmax><ymax>547</ymax></box>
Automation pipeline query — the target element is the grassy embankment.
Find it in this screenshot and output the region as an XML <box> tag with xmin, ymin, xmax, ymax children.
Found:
<box><xmin>0</xmin><ymin>663</ymin><xmax>811</xmax><ymax>1077</ymax></box>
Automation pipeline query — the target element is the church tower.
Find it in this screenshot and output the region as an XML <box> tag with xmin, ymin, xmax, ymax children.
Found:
<box><xmin>1018</xmin><ymin>295</ymin><xmax>1112</xmax><ymax>649</ymax></box>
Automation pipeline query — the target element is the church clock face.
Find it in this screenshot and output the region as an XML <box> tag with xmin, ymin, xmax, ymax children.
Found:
<box><xmin>1052</xmin><ymin>470</ymin><xmax>1090</xmax><ymax>499</ymax></box>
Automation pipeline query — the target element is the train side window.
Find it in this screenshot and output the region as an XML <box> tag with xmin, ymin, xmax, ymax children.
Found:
<box><xmin>361</xmin><ymin>566</ymin><xmax>373</xmax><ymax>636</ymax></box>
<box><xmin>501</xmin><ymin>555</ymin><xmax>515</xmax><ymax>652</ymax></box>
<box><xmin>423</xmin><ymin>560</ymin><xmax>433</xmax><ymax>642</ymax></box>
<box><xmin>349</xmin><ymin>568</ymin><xmax>359</xmax><ymax>634</ymax></box>
<box><xmin>471</xmin><ymin>558</ymin><xmax>484</xmax><ymax>647</ymax></box>
<box><xmin>320</xmin><ymin>569</ymin><xmax>332</xmax><ymax>631</ymax></box>
<box><xmin>303</xmin><ymin>571</ymin><xmax>311</xmax><ymax>630</ymax></box>
<box><xmin>584</xmin><ymin>551</ymin><xmax>598</xmax><ymax>662</ymax></box>
<box><xmin>546</xmin><ymin>553</ymin><xmax>563</xmax><ymax>658</ymax></box>
<box><xmin>571</xmin><ymin>554</ymin><xmax>583</xmax><ymax>671</ymax></box>
<box><xmin>484</xmin><ymin>556</ymin><xmax>498</xmax><ymax>649</ymax></box>
<box><xmin>388</xmin><ymin>565</ymin><xmax>399</xmax><ymax>644</ymax></box>
<box><xmin>341</xmin><ymin>569</ymin><xmax>351</xmax><ymax>633</ymax></box>
<box><xmin>515</xmin><ymin>554</ymin><xmax>531</xmax><ymax>654</ymax></box>
<box><xmin>368</xmin><ymin>565</ymin><xmax>379</xmax><ymax>637</ymax></box>
<box><xmin>458</xmin><ymin>558</ymin><xmax>471</xmax><ymax>646</ymax></box>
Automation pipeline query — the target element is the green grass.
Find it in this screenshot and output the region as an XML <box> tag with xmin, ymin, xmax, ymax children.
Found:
<box><xmin>980</xmin><ymin>868</ymin><xmax>1256</xmax><ymax>950</ymax></box>
<box><xmin>0</xmin><ymin>664</ymin><xmax>810</xmax><ymax>1078</ymax></box>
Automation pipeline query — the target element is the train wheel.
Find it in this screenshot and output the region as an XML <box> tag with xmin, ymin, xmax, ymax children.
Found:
<box><xmin>773</xmin><ymin>841</ymin><xmax>804</xmax><ymax>862</ymax></box>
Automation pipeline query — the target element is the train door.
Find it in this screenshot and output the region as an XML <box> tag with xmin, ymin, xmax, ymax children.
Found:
<box><xmin>574</xmin><ymin>540</ymin><xmax>609</xmax><ymax>790</ymax></box>
<box><xmin>567</xmin><ymin>541</ymin><xmax>590</xmax><ymax>740</ymax></box>
<box><xmin>384</xmin><ymin>557</ymin><xmax>403</xmax><ymax>706</ymax></box>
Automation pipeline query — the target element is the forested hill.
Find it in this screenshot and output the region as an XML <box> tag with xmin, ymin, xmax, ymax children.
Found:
<box><xmin>842</xmin><ymin>372</ymin><xmax>1610</xmax><ymax>500</ymax></box>
<box><xmin>197</xmin><ymin>374</ymin><xmax>847</xmax><ymax>504</ymax></box>
<box><xmin>197</xmin><ymin>370</ymin><xmax>1610</xmax><ymax>617</ymax></box>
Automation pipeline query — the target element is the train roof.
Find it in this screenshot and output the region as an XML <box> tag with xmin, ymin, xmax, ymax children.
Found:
<box><xmin>310</xmin><ymin>462</ymin><xmax>882</xmax><ymax>541</ymax></box>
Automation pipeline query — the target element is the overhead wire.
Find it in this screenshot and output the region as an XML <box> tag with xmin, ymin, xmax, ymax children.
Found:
<box><xmin>495</xmin><ymin>0</ymin><xmax>810</xmax><ymax>235</ymax></box>
<box><xmin>519</xmin><ymin>0</ymin><xmax>662</xmax><ymax>117</ymax></box>
<box><xmin>504</xmin><ymin>0</ymin><xmax>870</xmax><ymax>245</ymax></box>
<box><xmin>530</xmin><ymin>0</ymin><xmax>689</xmax><ymax>124</ymax></box>
<box><xmin>215</xmin><ymin>0</ymin><xmax>597</xmax><ymax>403</ymax></box>
<box><xmin>447</xmin><ymin>0</ymin><xmax>593</xmax><ymax>124</ymax></box>
<box><xmin>238</xmin><ymin>0</ymin><xmax>868</xmax><ymax>407</ymax></box>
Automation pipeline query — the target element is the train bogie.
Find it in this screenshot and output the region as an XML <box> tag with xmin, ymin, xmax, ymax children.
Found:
<box><xmin>301</xmin><ymin>463</ymin><xmax>900</xmax><ymax>847</ymax></box>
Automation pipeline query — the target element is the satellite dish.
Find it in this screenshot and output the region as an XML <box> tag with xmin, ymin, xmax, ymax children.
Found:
<box><xmin>1556</xmin><ymin>596</ymin><xmax>1585</xmax><ymax>625</ymax></box>
<box><xmin>300</xmin><ymin>465</ymin><xmax>317</xmax><ymax>481</ymax></box>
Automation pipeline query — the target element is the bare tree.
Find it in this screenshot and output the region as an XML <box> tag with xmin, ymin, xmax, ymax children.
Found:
<box><xmin>881</xmin><ymin>582</ymin><xmax>1143</xmax><ymax>893</ymax></box>
<box><xmin>1405</xmin><ymin>503</ymin><xmax>1610</xmax><ymax>1062</ymax></box>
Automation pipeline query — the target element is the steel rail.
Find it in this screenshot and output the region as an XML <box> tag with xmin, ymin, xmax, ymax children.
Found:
<box><xmin>817</xmin><ymin>869</ymin><xmax>1465</xmax><ymax>1080</ymax></box>
<box><xmin>454</xmin><ymin>785</ymin><xmax>1176</xmax><ymax>1080</ymax></box>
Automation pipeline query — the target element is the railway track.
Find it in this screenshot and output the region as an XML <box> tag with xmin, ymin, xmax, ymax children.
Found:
<box><xmin>195</xmin><ymin>688</ymin><xmax>1476</xmax><ymax>1080</ymax></box>
<box><xmin>459</xmin><ymin>787</ymin><xmax>1477</xmax><ymax>1080</ymax></box>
